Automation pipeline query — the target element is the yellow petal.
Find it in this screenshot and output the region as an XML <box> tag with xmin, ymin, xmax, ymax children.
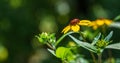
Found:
<box><xmin>96</xmin><ymin>19</ymin><xmax>104</xmax><ymax>26</ymax></box>
<box><xmin>79</xmin><ymin>20</ymin><xmax>91</xmax><ymax>26</ymax></box>
<box><xmin>62</xmin><ymin>25</ymin><xmax>70</xmax><ymax>34</ymax></box>
<box><xmin>89</xmin><ymin>21</ymin><xmax>96</xmax><ymax>26</ymax></box>
<box><xmin>104</xmin><ymin>19</ymin><xmax>112</xmax><ymax>25</ymax></box>
<box><xmin>71</xmin><ymin>25</ymin><xmax>80</xmax><ymax>32</ymax></box>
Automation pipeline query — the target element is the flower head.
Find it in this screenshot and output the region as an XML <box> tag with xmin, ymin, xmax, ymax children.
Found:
<box><xmin>96</xmin><ymin>39</ymin><xmax>109</xmax><ymax>48</ymax></box>
<box><xmin>90</xmin><ymin>18</ymin><xmax>112</xmax><ymax>30</ymax></box>
<box><xmin>62</xmin><ymin>19</ymin><xmax>91</xmax><ymax>34</ymax></box>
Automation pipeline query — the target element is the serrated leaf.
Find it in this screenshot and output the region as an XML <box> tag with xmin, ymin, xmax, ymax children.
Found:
<box><xmin>105</xmin><ymin>43</ymin><xmax>120</xmax><ymax>50</ymax></box>
<box><xmin>69</xmin><ymin>35</ymin><xmax>97</xmax><ymax>53</ymax></box>
<box><xmin>91</xmin><ymin>33</ymin><xmax>101</xmax><ymax>45</ymax></box>
<box><xmin>47</xmin><ymin>48</ymin><xmax>56</xmax><ymax>56</ymax></box>
<box><xmin>104</xmin><ymin>31</ymin><xmax>113</xmax><ymax>42</ymax></box>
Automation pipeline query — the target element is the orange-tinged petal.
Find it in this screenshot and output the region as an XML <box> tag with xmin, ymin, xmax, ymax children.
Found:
<box><xmin>79</xmin><ymin>20</ymin><xmax>91</xmax><ymax>26</ymax></box>
<box><xmin>71</xmin><ymin>25</ymin><xmax>80</xmax><ymax>32</ymax></box>
<box><xmin>62</xmin><ymin>25</ymin><xmax>70</xmax><ymax>34</ymax></box>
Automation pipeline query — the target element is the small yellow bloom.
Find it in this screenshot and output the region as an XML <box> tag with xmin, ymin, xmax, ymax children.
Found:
<box><xmin>90</xmin><ymin>18</ymin><xmax>112</xmax><ymax>30</ymax></box>
<box><xmin>62</xmin><ymin>19</ymin><xmax>91</xmax><ymax>34</ymax></box>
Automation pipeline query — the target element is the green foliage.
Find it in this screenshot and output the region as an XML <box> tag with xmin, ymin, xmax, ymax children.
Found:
<box><xmin>91</xmin><ymin>33</ymin><xmax>101</xmax><ymax>45</ymax></box>
<box><xmin>105</xmin><ymin>43</ymin><xmax>120</xmax><ymax>50</ymax></box>
<box><xmin>104</xmin><ymin>31</ymin><xmax>113</xmax><ymax>42</ymax></box>
<box><xmin>56</xmin><ymin>47</ymin><xmax>75</xmax><ymax>62</ymax></box>
<box><xmin>36</xmin><ymin>32</ymin><xmax>56</xmax><ymax>44</ymax></box>
<box><xmin>70</xmin><ymin>57</ymin><xmax>89</xmax><ymax>63</ymax></box>
<box><xmin>96</xmin><ymin>39</ymin><xmax>109</xmax><ymax>48</ymax></box>
<box><xmin>69</xmin><ymin>35</ymin><xmax>98</xmax><ymax>53</ymax></box>
<box><xmin>114</xmin><ymin>15</ymin><xmax>120</xmax><ymax>21</ymax></box>
<box><xmin>36</xmin><ymin>28</ymin><xmax>120</xmax><ymax>63</ymax></box>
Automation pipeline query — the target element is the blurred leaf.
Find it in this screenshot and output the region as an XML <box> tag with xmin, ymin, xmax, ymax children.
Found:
<box><xmin>69</xmin><ymin>35</ymin><xmax>97</xmax><ymax>53</ymax></box>
<box><xmin>116</xmin><ymin>58</ymin><xmax>120</xmax><ymax>63</ymax></box>
<box><xmin>76</xmin><ymin>57</ymin><xmax>89</xmax><ymax>63</ymax></box>
<box><xmin>114</xmin><ymin>15</ymin><xmax>120</xmax><ymax>21</ymax></box>
<box><xmin>109</xmin><ymin>22</ymin><xmax>120</xmax><ymax>29</ymax></box>
<box><xmin>91</xmin><ymin>33</ymin><xmax>101</xmax><ymax>45</ymax></box>
<box><xmin>104</xmin><ymin>57</ymin><xmax>115</xmax><ymax>63</ymax></box>
<box><xmin>104</xmin><ymin>31</ymin><xmax>113</xmax><ymax>42</ymax></box>
<box><xmin>10</xmin><ymin>0</ymin><xmax>22</xmax><ymax>8</ymax></box>
<box><xmin>106</xmin><ymin>43</ymin><xmax>120</xmax><ymax>50</ymax></box>
<box><xmin>47</xmin><ymin>48</ymin><xmax>56</xmax><ymax>56</ymax></box>
<box><xmin>70</xmin><ymin>57</ymin><xmax>89</xmax><ymax>63</ymax></box>
<box><xmin>0</xmin><ymin>46</ymin><xmax>8</xmax><ymax>61</ymax></box>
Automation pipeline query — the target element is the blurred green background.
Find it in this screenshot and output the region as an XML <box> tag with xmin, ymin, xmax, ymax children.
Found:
<box><xmin>0</xmin><ymin>0</ymin><xmax>120</xmax><ymax>63</ymax></box>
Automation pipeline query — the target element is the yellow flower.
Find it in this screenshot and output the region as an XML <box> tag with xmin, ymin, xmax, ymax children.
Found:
<box><xmin>90</xmin><ymin>18</ymin><xmax>112</xmax><ymax>30</ymax></box>
<box><xmin>62</xmin><ymin>19</ymin><xmax>91</xmax><ymax>34</ymax></box>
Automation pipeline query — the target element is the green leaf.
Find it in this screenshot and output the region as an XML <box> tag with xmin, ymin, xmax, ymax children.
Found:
<box><xmin>114</xmin><ymin>15</ymin><xmax>120</xmax><ymax>21</ymax></box>
<box><xmin>69</xmin><ymin>35</ymin><xmax>98</xmax><ymax>53</ymax></box>
<box><xmin>91</xmin><ymin>33</ymin><xmax>101</xmax><ymax>45</ymax></box>
<box><xmin>56</xmin><ymin>47</ymin><xmax>70</xmax><ymax>60</ymax></box>
<box><xmin>76</xmin><ymin>57</ymin><xmax>89</xmax><ymax>63</ymax></box>
<box><xmin>104</xmin><ymin>31</ymin><xmax>113</xmax><ymax>42</ymax></box>
<box><xmin>69</xmin><ymin>57</ymin><xmax>89</xmax><ymax>63</ymax></box>
<box><xmin>109</xmin><ymin>22</ymin><xmax>120</xmax><ymax>29</ymax></box>
<box><xmin>105</xmin><ymin>43</ymin><xmax>120</xmax><ymax>50</ymax></box>
<box><xmin>56</xmin><ymin>47</ymin><xmax>74</xmax><ymax>61</ymax></box>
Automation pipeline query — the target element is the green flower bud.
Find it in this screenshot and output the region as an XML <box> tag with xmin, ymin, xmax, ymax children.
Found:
<box><xmin>96</xmin><ymin>39</ymin><xmax>109</xmax><ymax>48</ymax></box>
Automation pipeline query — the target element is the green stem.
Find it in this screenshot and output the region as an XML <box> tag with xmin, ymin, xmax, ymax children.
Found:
<box><xmin>101</xmin><ymin>25</ymin><xmax>106</xmax><ymax>35</ymax></box>
<box><xmin>98</xmin><ymin>53</ymin><xmax>102</xmax><ymax>63</ymax></box>
<box><xmin>79</xmin><ymin>32</ymin><xmax>97</xmax><ymax>63</ymax></box>
<box><xmin>46</xmin><ymin>43</ymin><xmax>55</xmax><ymax>50</ymax></box>
<box><xmin>90</xmin><ymin>52</ymin><xmax>97</xmax><ymax>63</ymax></box>
<box><xmin>55</xmin><ymin>32</ymin><xmax>74</xmax><ymax>47</ymax></box>
<box><xmin>108</xmin><ymin>50</ymin><xmax>112</xmax><ymax>63</ymax></box>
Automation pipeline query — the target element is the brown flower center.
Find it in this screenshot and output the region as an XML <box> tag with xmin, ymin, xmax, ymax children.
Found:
<box><xmin>70</xmin><ymin>19</ymin><xmax>80</xmax><ymax>25</ymax></box>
